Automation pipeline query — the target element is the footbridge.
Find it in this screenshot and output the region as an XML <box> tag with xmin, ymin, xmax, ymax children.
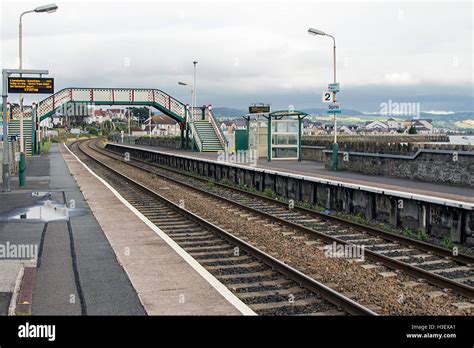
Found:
<box><xmin>9</xmin><ymin>87</ymin><xmax>227</xmax><ymax>155</ymax></box>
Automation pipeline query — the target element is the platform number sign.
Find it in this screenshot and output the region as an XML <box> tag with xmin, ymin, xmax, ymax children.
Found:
<box><xmin>322</xmin><ymin>91</ymin><xmax>332</xmax><ymax>103</ymax></box>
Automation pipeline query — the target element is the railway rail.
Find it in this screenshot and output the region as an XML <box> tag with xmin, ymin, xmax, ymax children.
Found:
<box><xmin>91</xmin><ymin>139</ymin><xmax>474</xmax><ymax>299</ymax></box>
<box><xmin>71</xmin><ymin>139</ymin><xmax>378</xmax><ymax>316</ymax></box>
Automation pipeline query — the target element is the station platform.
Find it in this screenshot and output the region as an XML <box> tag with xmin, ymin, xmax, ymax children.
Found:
<box><xmin>115</xmin><ymin>142</ymin><xmax>474</xmax><ymax>205</ymax></box>
<box><xmin>0</xmin><ymin>143</ymin><xmax>248</xmax><ymax>315</ymax></box>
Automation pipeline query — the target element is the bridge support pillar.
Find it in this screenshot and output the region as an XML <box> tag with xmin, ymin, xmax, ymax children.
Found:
<box><xmin>186</xmin><ymin>127</ymin><xmax>190</xmax><ymax>150</ymax></box>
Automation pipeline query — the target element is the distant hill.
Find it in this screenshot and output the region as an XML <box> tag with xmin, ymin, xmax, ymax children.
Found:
<box><xmin>300</xmin><ymin>108</ymin><xmax>365</xmax><ymax>116</ymax></box>
<box><xmin>212</xmin><ymin>107</ymin><xmax>246</xmax><ymax>118</ymax></box>
<box><xmin>212</xmin><ymin>106</ymin><xmax>365</xmax><ymax>117</ymax></box>
<box><xmin>210</xmin><ymin>107</ymin><xmax>474</xmax><ymax>130</ymax></box>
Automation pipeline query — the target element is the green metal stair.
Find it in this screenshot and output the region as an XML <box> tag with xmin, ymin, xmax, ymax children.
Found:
<box><xmin>8</xmin><ymin>119</ymin><xmax>33</xmax><ymax>156</ymax></box>
<box><xmin>193</xmin><ymin>120</ymin><xmax>224</xmax><ymax>152</ymax></box>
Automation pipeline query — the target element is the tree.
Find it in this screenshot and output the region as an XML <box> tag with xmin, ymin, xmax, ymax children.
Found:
<box><xmin>101</xmin><ymin>127</ymin><xmax>110</xmax><ymax>137</ymax></box>
<box><xmin>126</xmin><ymin>107</ymin><xmax>151</xmax><ymax>123</ymax></box>
<box><xmin>408</xmin><ymin>126</ymin><xmax>417</xmax><ymax>134</ymax></box>
<box><xmin>87</xmin><ymin>126</ymin><xmax>99</xmax><ymax>136</ymax></box>
<box><xmin>102</xmin><ymin>120</ymin><xmax>113</xmax><ymax>131</ymax></box>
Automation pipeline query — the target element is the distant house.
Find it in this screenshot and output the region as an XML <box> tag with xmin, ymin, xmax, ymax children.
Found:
<box><xmin>146</xmin><ymin>115</ymin><xmax>179</xmax><ymax>136</ymax></box>
<box><xmin>411</xmin><ymin>119</ymin><xmax>434</xmax><ymax>134</ymax></box>
<box><xmin>362</xmin><ymin>119</ymin><xmax>415</xmax><ymax>134</ymax></box>
<box><xmin>364</xmin><ymin>127</ymin><xmax>399</xmax><ymax>135</ymax></box>
<box><xmin>220</xmin><ymin>120</ymin><xmax>237</xmax><ymax>134</ymax></box>
<box><xmin>365</xmin><ymin>120</ymin><xmax>388</xmax><ymax>130</ymax></box>
<box><xmin>386</xmin><ymin>118</ymin><xmax>403</xmax><ymax>129</ymax></box>
<box><xmin>301</xmin><ymin>120</ymin><xmax>327</xmax><ymax>136</ymax></box>
<box><xmin>86</xmin><ymin>108</ymin><xmax>112</xmax><ymax>124</ymax></box>
<box><xmin>130</xmin><ymin>126</ymin><xmax>147</xmax><ymax>136</ymax></box>
<box><xmin>234</xmin><ymin>119</ymin><xmax>247</xmax><ymax>129</ymax></box>
<box><xmin>107</xmin><ymin>108</ymin><xmax>127</xmax><ymax>120</ymax></box>
<box><xmin>339</xmin><ymin>124</ymin><xmax>359</xmax><ymax>135</ymax></box>
<box><xmin>220</xmin><ymin>119</ymin><xmax>247</xmax><ymax>134</ymax></box>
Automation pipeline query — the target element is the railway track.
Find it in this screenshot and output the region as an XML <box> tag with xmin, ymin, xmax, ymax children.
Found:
<box><xmin>93</xmin><ymin>139</ymin><xmax>474</xmax><ymax>299</ymax></box>
<box><xmin>71</xmin><ymin>139</ymin><xmax>377</xmax><ymax>316</ymax></box>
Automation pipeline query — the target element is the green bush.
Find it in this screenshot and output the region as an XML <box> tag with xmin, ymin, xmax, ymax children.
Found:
<box><xmin>442</xmin><ymin>235</ymin><xmax>453</xmax><ymax>249</ymax></box>
<box><xmin>262</xmin><ymin>188</ymin><xmax>277</xmax><ymax>199</ymax></box>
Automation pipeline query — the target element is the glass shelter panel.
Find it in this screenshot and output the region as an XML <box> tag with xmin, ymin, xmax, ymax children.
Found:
<box><xmin>271</xmin><ymin>119</ymin><xmax>299</xmax><ymax>159</ymax></box>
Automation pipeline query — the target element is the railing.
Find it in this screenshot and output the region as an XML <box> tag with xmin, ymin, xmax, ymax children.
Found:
<box><xmin>189</xmin><ymin>121</ymin><xmax>203</xmax><ymax>151</ymax></box>
<box><xmin>9</xmin><ymin>105</ymin><xmax>34</xmax><ymax>119</ymax></box>
<box><xmin>190</xmin><ymin>106</ymin><xmax>204</xmax><ymax>121</ymax></box>
<box><xmin>185</xmin><ymin>107</ymin><xmax>201</xmax><ymax>151</ymax></box>
<box><xmin>207</xmin><ymin>107</ymin><xmax>227</xmax><ymax>149</ymax></box>
<box><xmin>35</xmin><ymin>88</ymin><xmax>187</xmax><ymax>122</ymax></box>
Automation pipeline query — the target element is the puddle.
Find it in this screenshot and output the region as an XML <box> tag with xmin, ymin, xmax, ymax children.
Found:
<box><xmin>0</xmin><ymin>199</ymin><xmax>87</xmax><ymax>223</ymax></box>
<box><xmin>31</xmin><ymin>191</ymin><xmax>52</xmax><ymax>198</ymax></box>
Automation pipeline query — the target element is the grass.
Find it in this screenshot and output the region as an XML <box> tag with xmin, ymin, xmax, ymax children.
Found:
<box><xmin>42</xmin><ymin>141</ymin><xmax>51</xmax><ymax>154</ymax></box>
<box><xmin>417</xmin><ymin>228</ymin><xmax>429</xmax><ymax>242</ymax></box>
<box><xmin>219</xmin><ymin>178</ymin><xmax>233</xmax><ymax>187</ymax></box>
<box><xmin>262</xmin><ymin>188</ymin><xmax>277</xmax><ymax>199</ymax></box>
<box><xmin>442</xmin><ymin>235</ymin><xmax>453</xmax><ymax>250</ymax></box>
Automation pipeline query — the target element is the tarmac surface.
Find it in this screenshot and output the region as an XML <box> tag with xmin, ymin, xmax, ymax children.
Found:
<box><xmin>0</xmin><ymin>144</ymin><xmax>145</xmax><ymax>315</ymax></box>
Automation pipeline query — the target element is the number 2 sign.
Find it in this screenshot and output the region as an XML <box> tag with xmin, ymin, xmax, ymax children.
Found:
<box><xmin>322</xmin><ymin>91</ymin><xmax>332</xmax><ymax>103</ymax></box>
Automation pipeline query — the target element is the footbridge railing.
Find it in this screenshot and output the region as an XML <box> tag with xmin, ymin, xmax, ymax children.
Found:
<box><xmin>34</xmin><ymin>88</ymin><xmax>187</xmax><ymax>123</ymax></box>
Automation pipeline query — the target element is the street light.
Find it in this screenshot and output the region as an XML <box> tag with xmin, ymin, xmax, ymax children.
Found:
<box><xmin>34</xmin><ymin>4</ymin><xmax>58</xmax><ymax>13</ymax></box>
<box><xmin>178</xmin><ymin>81</ymin><xmax>193</xmax><ymax>150</ymax></box>
<box><xmin>18</xmin><ymin>3</ymin><xmax>58</xmax><ymax>187</ymax></box>
<box><xmin>308</xmin><ymin>27</ymin><xmax>339</xmax><ymax>171</ymax></box>
<box><xmin>178</xmin><ymin>81</ymin><xmax>193</xmax><ymax>109</ymax></box>
<box><xmin>193</xmin><ymin>61</ymin><xmax>198</xmax><ymax>120</ymax></box>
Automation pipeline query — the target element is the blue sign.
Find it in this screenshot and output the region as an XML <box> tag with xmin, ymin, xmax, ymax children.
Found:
<box><xmin>328</xmin><ymin>83</ymin><xmax>340</xmax><ymax>93</ymax></box>
<box><xmin>327</xmin><ymin>103</ymin><xmax>341</xmax><ymax>114</ymax></box>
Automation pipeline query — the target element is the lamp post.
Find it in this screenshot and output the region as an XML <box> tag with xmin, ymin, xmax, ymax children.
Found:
<box><xmin>193</xmin><ymin>61</ymin><xmax>198</xmax><ymax>119</ymax></box>
<box><xmin>308</xmin><ymin>27</ymin><xmax>339</xmax><ymax>171</ymax></box>
<box><xmin>178</xmin><ymin>81</ymin><xmax>193</xmax><ymax>150</ymax></box>
<box><xmin>178</xmin><ymin>81</ymin><xmax>193</xmax><ymax>110</ymax></box>
<box><xmin>18</xmin><ymin>3</ymin><xmax>58</xmax><ymax>187</ymax></box>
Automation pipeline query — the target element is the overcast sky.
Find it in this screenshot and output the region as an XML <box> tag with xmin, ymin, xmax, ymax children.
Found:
<box><xmin>1</xmin><ymin>0</ymin><xmax>473</xmax><ymax>112</ymax></box>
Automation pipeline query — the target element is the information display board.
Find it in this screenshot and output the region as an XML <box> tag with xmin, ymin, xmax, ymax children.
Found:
<box><xmin>249</xmin><ymin>105</ymin><xmax>270</xmax><ymax>114</ymax></box>
<box><xmin>8</xmin><ymin>77</ymin><xmax>54</xmax><ymax>94</ymax></box>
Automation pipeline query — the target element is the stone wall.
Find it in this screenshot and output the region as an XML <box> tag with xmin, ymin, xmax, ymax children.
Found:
<box><xmin>303</xmin><ymin>136</ymin><xmax>471</xmax><ymax>155</ymax></box>
<box><xmin>107</xmin><ymin>143</ymin><xmax>474</xmax><ymax>247</ymax></box>
<box><xmin>135</xmin><ymin>137</ymin><xmax>182</xmax><ymax>149</ymax></box>
<box><xmin>301</xmin><ymin>146</ymin><xmax>325</xmax><ymax>161</ymax></box>
<box><xmin>324</xmin><ymin>149</ymin><xmax>474</xmax><ymax>187</ymax></box>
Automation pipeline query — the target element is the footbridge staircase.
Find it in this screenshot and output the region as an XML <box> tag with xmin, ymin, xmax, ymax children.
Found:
<box><xmin>9</xmin><ymin>87</ymin><xmax>227</xmax><ymax>154</ymax></box>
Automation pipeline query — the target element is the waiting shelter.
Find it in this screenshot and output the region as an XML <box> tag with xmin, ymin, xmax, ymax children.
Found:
<box><xmin>243</xmin><ymin>110</ymin><xmax>308</xmax><ymax>162</ymax></box>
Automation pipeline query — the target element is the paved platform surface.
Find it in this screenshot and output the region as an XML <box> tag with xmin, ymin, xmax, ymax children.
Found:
<box><xmin>0</xmin><ymin>144</ymin><xmax>145</xmax><ymax>315</ymax></box>
<box><xmin>117</xmin><ymin>142</ymin><xmax>474</xmax><ymax>204</ymax></box>
<box><xmin>61</xmin><ymin>144</ymin><xmax>245</xmax><ymax>315</ymax></box>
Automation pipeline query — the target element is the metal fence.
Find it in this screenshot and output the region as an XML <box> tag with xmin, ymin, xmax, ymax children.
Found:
<box><xmin>109</xmin><ymin>134</ymin><xmax>140</xmax><ymax>145</ymax></box>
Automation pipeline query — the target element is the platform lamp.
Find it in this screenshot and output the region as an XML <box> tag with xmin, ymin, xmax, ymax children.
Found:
<box><xmin>18</xmin><ymin>3</ymin><xmax>58</xmax><ymax>187</ymax></box>
<box><xmin>179</xmin><ymin>81</ymin><xmax>193</xmax><ymax>150</ymax></box>
<box><xmin>308</xmin><ymin>27</ymin><xmax>339</xmax><ymax>171</ymax></box>
<box><xmin>178</xmin><ymin>81</ymin><xmax>193</xmax><ymax>114</ymax></box>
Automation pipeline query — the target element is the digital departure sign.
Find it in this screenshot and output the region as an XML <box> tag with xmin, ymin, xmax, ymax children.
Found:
<box><xmin>249</xmin><ymin>105</ymin><xmax>270</xmax><ymax>114</ymax></box>
<box><xmin>8</xmin><ymin>77</ymin><xmax>54</xmax><ymax>94</ymax></box>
